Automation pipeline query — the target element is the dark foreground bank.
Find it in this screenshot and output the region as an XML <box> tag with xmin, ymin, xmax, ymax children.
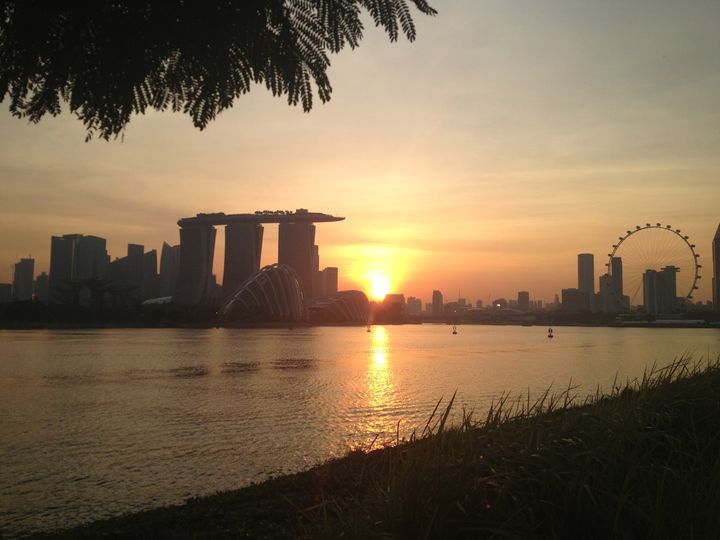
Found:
<box><xmin>34</xmin><ymin>358</ymin><xmax>720</xmax><ymax>539</ymax></box>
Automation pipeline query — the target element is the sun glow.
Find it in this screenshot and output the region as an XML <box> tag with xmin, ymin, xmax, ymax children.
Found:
<box><xmin>369</xmin><ymin>273</ymin><xmax>391</xmax><ymax>301</ymax></box>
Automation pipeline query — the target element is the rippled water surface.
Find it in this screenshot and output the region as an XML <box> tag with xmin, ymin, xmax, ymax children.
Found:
<box><xmin>1</xmin><ymin>325</ymin><xmax>719</xmax><ymax>536</ymax></box>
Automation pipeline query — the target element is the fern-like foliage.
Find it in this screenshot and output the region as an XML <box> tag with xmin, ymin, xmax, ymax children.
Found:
<box><xmin>0</xmin><ymin>0</ymin><xmax>436</xmax><ymax>140</ymax></box>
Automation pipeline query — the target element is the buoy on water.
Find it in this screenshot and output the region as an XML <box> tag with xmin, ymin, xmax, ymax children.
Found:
<box><xmin>452</xmin><ymin>324</ymin><xmax>458</xmax><ymax>335</ymax></box>
<box><xmin>547</xmin><ymin>327</ymin><xmax>554</xmax><ymax>339</ymax></box>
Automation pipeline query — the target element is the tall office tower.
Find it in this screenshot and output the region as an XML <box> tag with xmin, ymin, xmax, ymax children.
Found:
<box><xmin>142</xmin><ymin>250</ymin><xmax>158</xmax><ymax>299</ymax></box>
<box><xmin>577</xmin><ymin>254</ymin><xmax>595</xmax><ymax>294</ymax></box>
<box><xmin>431</xmin><ymin>290</ymin><xmax>443</xmax><ymax>316</ymax></box>
<box><xmin>643</xmin><ymin>270</ymin><xmax>658</xmax><ymax>314</ymax></box>
<box><xmin>406</xmin><ymin>296</ymin><xmax>422</xmax><ymax>315</ymax></box>
<box><xmin>610</xmin><ymin>257</ymin><xmax>623</xmax><ymax>297</ymax></box>
<box><xmin>561</xmin><ymin>288</ymin><xmax>585</xmax><ymax>312</ymax></box>
<box><xmin>278</xmin><ymin>222</ymin><xmax>316</xmax><ymax>298</ymax></box>
<box><xmin>12</xmin><ymin>258</ymin><xmax>34</xmax><ymax>300</ymax></box>
<box><xmin>517</xmin><ymin>291</ymin><xmax>530</xmax><ymax>311</ymax></box>
<box><xmin>175</xmin><ymin>225</ymin><xmax>217</xmax><ymax>304</ymax></box>
<box><xmin>126</xmin><ymin>244</ymin><xmax>145</xmax><ymax>301</ymax></box>
<box><xmin>34</xmin><ymin>272</ymin><xmax>49</xmax><ymax>302</ymax></box>
<box><xmin>643</xmin><ymin>266</ymin><xmax>678</xmax><ymax>315</ymax></box>
<box><xmin>0</xmin><ymin>283</ymin><xmax>11</xmax><ymax>303</ymax></box>
<box><xmin>49</xmin><ymin>234</ymin><xmax>80</xmax><ymax>303</ymax></box>
<box><xmin>311</xmin><ymin>244</ymin><xmax>322</xmax><ymax>298</ymax></box>
<box><xmin>713</xmin><ymin>223</ymin><xmax>720</xmax><ymax>311</ymax></box>
<box><xmin>158</xmin><ymin>242</ymin><xmax>181</xmax><ymax>297</ymax></box>
<box><xmin>223</xmin><ymin>223</ymin><xmax>263</xmax><ymax>298</ymax></box>
<box><xmin>48</xmin><ymin>234</ymin><xmax>108</xmax><ymax>304</ymax></box>
<box><xmin>321</xmin><ymin>267</ymin><xmax>338</xmax><ymax>296</ymax></box>
<box><xmin>76</xmin><ymin>235</ymin><xmax>108</xmax><ymax>280</ymax></box>
<box><xmin>598</xmin><ymin>273</ymin><xmax>614</xmax><ymax>313</ymax></box>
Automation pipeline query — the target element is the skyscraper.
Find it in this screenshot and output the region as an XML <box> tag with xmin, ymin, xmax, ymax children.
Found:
<box><xmin>127</xmin><ymin>244</ymin><xmax>144</xmax><ymax>301</ymax></box>
<box><xmin>577</xmin><ymin>253</ymin><xmax>595</xmax><ymax>295</ymax></box>
<box><xmin>278</xmin><ymin>222</ymin><xmax>316</xmax><ymax>298</ymax></box>
<box><xmin>432</xmin><ymin>290</ymin><xmax>443</xmax><ymax>316</ymax></box>
<box><xmin>49</xmin><ymin>234</ymin><xmax>80</xmax><ymax>303</ymax></box>
<box><xmin>643</xmin><ymin>266</ymin><xmax>678</xmax><ymax>315</ymax></box>
<box><xmin>610</xmin><ymin>256</ymin><xmax>623</xmax><ymax>298</ymax></box>
<box><xmin>174</xmin><ymin>225</ymin><xmax>217</xmax><ymax>304</ymax></box>
<box><xmin>321</xmin><ymin>267</ymin><xmax>338</xmax><ymax>296</ymax></box>
<box><xmin>406</xmin><ymin>296</ymin><xmax>422</xmax><ymax>315</ymax></box>
<box><xmin>517</xmin><ymin>291</ymin><xmax>530</xmax><ymax>311</ymax></box>
<box><xmin>158</xmin><ymin>242</ymin><xmax>181</xmax><ymax>297</ymax></box>
<box><xmin>76</xmin><ymin>235</ymin><xmax>108</xmax><ymax>280</ymax></box>
<box><xmin>223</xmin><ymin>223</ymin><xmax>263</xmax><ymax>298</ymax></box>
<box><xmin>713</xmin><ymin>223</ymin><xmax>720</xmax><ymax>311</ymax></box>
<box><xmin>0</xmin><ymin>283</ymin><xmax>11</xmax><ymax>303</ymax></box>
<box><xmin>142</xmin><ymin>250</ymin><xmax>158</xmax><ymax>299</ymax></box>
<box><xmin>34</xmin><ymin>271</ymin><xmax>49</xmax><ymax>302</ymax></box>
<box><xmin>48</xmin><ymin>234</ymin><xmax>108</xmax><ymax>304</ymax></box>
<box><xmin>12</xmin><ymin>258</ymin><xmax>34</xmax><ymax>301</ymax></box>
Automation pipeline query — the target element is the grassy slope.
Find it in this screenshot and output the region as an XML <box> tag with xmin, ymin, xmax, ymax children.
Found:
<box><xmin>40</xmin><ymin>358</ymin><xmax>720</xmax><ymax>539</ymax></box>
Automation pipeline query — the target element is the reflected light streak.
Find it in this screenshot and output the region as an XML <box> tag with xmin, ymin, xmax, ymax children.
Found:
<box><xmin>367</xmin><ymin>326</ymin><xmax>393</xmax><ymax>412</ymax></box>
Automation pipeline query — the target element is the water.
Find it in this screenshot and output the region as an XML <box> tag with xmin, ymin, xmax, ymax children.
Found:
<box><xmin>1</xmin><ymin>325</ymin><xmax>718</xmax><ymax>536</ymax></box>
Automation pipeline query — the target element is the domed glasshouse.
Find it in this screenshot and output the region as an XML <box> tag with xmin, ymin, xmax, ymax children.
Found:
<box><xmin>218</xmin><ymin>264</ymin><xmax>305</xmax><ymax>323</ymax></box>
<box><xmin>308</xmin><ymin>290</ymin><xmax>370</xmax><ymax>325</ymax></box>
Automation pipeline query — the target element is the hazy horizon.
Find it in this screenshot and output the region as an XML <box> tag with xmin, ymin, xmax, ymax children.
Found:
<box><xmin>1</xmin><ymin>0</ymin><xmax>719</xmax><ymax>303</ymax></box>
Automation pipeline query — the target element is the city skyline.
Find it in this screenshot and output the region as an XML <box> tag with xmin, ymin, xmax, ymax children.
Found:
<box><xmin>1</xmin><ymin>0</ymin><xmax>719</xmax><ymax>302</ymax></box>
<box><xmin>2</xmin><ymin>217</ymin><xmax>717</xmax><ymax>306</ymax></box>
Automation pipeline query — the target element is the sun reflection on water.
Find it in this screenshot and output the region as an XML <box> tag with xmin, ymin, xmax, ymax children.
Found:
<box><xmin>364</xmin><ymin>326</ymin><xmax>397</xmax><ymax>434</ymax></box>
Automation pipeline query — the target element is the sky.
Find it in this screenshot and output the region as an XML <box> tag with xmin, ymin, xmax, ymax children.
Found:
<box><xmin>1</xmin><ymin>0</ymin><xmax>719</xmax><ymax>304</ymax></box>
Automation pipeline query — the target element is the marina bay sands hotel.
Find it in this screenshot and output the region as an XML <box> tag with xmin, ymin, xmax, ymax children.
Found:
<box><xmin>174</xmin><ymin>209</ymin><xmax>344</xmax><ymax>304</ymax></box>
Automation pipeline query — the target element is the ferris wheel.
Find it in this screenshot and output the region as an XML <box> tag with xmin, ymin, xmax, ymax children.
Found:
<box><xmin>607</xmin><ymin>223</ymin><xmax>701</xmax><ymax>306</ymax></box>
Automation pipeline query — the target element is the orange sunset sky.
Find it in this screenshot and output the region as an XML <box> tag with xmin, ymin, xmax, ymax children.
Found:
<box><xmin>1</xmin><ymin>0</ymin><xmax>719</xmax><ymax>304</ymax></box>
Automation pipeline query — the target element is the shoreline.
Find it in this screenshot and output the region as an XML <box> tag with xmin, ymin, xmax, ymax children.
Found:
<box><xmin>31</xmin><ymin>358</ymin><xmax>720</xmax><ymax>539</ymax></box>
<box><xmin>2</xmin><ymin>320</ymin><xmax>718</xmax><ymax>330</ymax></box>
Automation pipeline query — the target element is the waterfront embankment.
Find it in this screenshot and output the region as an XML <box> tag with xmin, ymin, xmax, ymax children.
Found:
<box><xmin>38</xmin><ymin>356</ymin><xmax>720</xmax><ymax>539</ymax></box>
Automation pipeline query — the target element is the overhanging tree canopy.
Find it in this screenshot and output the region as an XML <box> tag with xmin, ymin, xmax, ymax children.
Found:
<box><xmin>0</xmin><ymin>1</ymin><xmax>436</xmax><ymax>140</ymax></box>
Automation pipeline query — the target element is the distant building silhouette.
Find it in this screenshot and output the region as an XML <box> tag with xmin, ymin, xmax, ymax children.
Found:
<box><xmin>127</xmin><ymin>244</ymin><xmax>144</xmax><ymax>302</ymax></box>
<box><xmin>611</xmin><ymin>256</ymin><xmax>623</xmax><ymax>298</ymax></box>
<box><xmin>49</xmin><ymin>234</ymin><xmax>108</xmax><ymax>304</ymax></box>
<box><xmin>311</xmin><ymin>244</ymin><xmax>321</xmax><ymax>298</ymax></box>
<box><xmin>383</xmin><ymin>293</ymin><xmax>405</xmax><ymax>309</ymax></box>
<box><xmin>431</xmin><ymin>290</ymin><xmax>443</xmax><ymax>316</ymax></box>
<box><xmin>598</xmin><ymin>257</ymin><xmax>628</xmax><ymax>313</ymax></box>
<box><xmin>643</xmin><ymin>266</ymin><xmax>678</xmax><ymax>315</ymax></box>
<box><xmin>578</xmin><ymin>253</ymin><xmax>595</xmax><ymax>293</ymax></box>
<box><xmin>105</xmin><ymin>244</ymin><xmax>160</xmax><ymax>305</ymax></box>
<box><xmin>492</xmin><ymin>298</ymin><xmax>508</xmax><ymax>308</ymax></box>
<box><xmin>517</xmin><ymin>291</ymin><xmax>529</xmax><ymax>311</ymax></box>
<box><xmin>278</xmin><ymin>221</ymin><xmax>316</xmax><ymax>298</ymax></box>
<box><xmin>158</xmin><ymin>242</ymin><xmax>181</xmax><ymax>297</ymax></box>
<box><xmin>223</xmin><ymin>223</ymin><xmax>263</xmax><ymax>298</ymax></box>
<box><xmin>406</xmin><ymin>296</ymin><xmax>422</xmax><ymax>315</ymax></box>
<box><xmin>174</xmin><ymin>225</ymin><xmax>217</xmax><ymax>304</ymax></box>
<box><xmin>561</xmin><ymin>288</ymin><xmax>591</xmax><ymax>312</ymax></box>
<box><xmin>34</xmin><ymin>271</ymin><xmax>49</xmax><ymax>302</ymax></box>
<box><xmin>0</xmin><ymin>283</ymin><xmax>11</xmax><ymax>303</ymax></box>
<box><xmin>175</xmin><ymin>210</ymin><xmax>342</xmax><ymax>305</ymax></box>
<box><xmin>713</xmin><ymin>223</ymin><xmax>720</xmax><ymax>311</ymax></box>
<box><xmin>142</xmin><ymin>250</ymin><xmax>158</xmax><ymax>299</ymax></box>
<box><xmin>320</xmin><ymin>267</ymin><xmax>338</xmax><ymax>296</ymax></box>
<box><xmin>12</xmin><ymin>257</ymin><xmax>34</xmax><ymax>301</ymax></box>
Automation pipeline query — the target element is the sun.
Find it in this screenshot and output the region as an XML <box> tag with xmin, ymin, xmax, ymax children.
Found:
<box><xmin>369</xmin><ymin>274</ymin><xmax>391</xmax><ymax>301</ymax></box>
